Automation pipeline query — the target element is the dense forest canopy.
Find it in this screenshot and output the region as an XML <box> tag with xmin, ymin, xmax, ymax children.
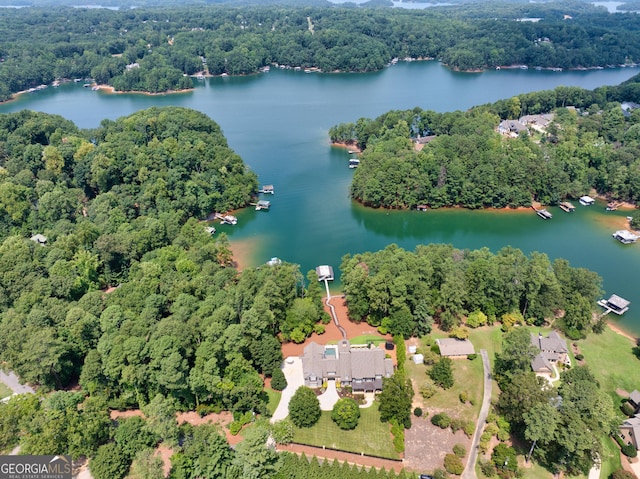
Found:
<box><xmin>330</xmin><ymin>76</ymin><xmax>640</xmax><ymax>208</ymax></box>
<box><xmin>340</xmin><ymin>243</ymin><xmax>603</xmax><ymax>338</ymax></box>
<box><xmin>1</xmin><ymin>2</ymin><xmax>640</xmax><ymax>97</ymax></box>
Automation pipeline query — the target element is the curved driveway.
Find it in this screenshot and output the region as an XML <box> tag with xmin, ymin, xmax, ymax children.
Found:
<box><xmin>270</xmin><ymin>357</ymin><xmax>304</xmax><ymax>423</ymax></box>
<box><xmin>462</xmin><ymin>349</ymin><xmax>491</xmax><ymax>479</ymax></box>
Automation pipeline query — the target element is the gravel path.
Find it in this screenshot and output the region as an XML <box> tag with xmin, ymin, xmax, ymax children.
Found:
<box><xmin>462</xmin><ymin>349</ymin><xmax>491</xmax><ymax>479</ymax></box>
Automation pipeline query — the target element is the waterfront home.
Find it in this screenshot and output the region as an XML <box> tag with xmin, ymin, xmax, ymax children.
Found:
<box><xmin>498</xmin><ymin>119</ymin><xmax>527</xmax><ymax>137</ymax></box>
<box><xmin>436</xmin><ymin>338</ymin><xmax>475</xmax><ymax>358</ymax></box>
<box><xmin>620</xmin><ymin>414</ymin><xmax>640</xmax><ymax>451</ymax></box>
<box><xmin>530</xmin><ymin>331</ymin><xmax>569</xmax><ymax>376</ymax></box>
<box><xmin>613</xmin><ymin>229</ymin><xmax>639</xmax><ymax>244</ymax></box>
<box><xmin>301</xmin><ymin>340</ymin><xmax>394</xmax><ymax>392</ymax></box>
<box><xmin>579</xmin><ymin>195</ymin><xmax>595</xmax><ymax>206</ymax></box>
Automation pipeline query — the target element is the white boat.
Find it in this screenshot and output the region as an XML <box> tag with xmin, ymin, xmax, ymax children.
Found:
<box><xmin>348</xmin><ymin>158</ymin><xmax>360</xmax><ymax>168</ymax></box>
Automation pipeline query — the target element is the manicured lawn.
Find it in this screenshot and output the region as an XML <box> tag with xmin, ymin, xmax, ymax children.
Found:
<box><xmin>600</xmin><ymin>435</ymin><xmax>622</xmax><ymax>479</ymax></box>
<box><xmin>578</xmin><ymin>327</ymin><xmax>640</xmax><ymax>404</ymax></box>
<box><xmin>0</xmin><ymin>382</ymin><xmax>11</xmax><ymax>400</ymax></box>
<box><xmin>328</xmin><ymin>334</ymin><xmax>387</xmax><ymax>346</ymax></box>
<box><xmin>292</xmin><ymin>405</ymin><xmax>399</xmax><ymax>459</ymax></box>
<box><xmin>265</xmin><ymin>387</ymin><xmax>282</xmax><ymax>416</ymax></box>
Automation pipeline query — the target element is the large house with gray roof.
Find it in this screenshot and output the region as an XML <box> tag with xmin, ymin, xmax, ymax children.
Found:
<box><xmin>530</xmin><ymin>331</ymin><xmax>569</xmax><ymax>375</ymax></box>
<box><xmin>301</xmin><ymin>340</ymin><xmax>394</xmax><ymax>392</ymax></box>
<box><xmin>621</xmin><ymin>414</ymin><xmax>640</xmax><ymax>451</ymax></box>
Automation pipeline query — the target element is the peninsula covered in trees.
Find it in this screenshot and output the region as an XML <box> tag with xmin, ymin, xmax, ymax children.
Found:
<box><xmin>1</xmin><ymin>1</ymin><xmax>640</xmax><ymax>98</ymax></box>
<box><xmin>331</xmin><ymin>75</ymin><xmax>640</xmax><ymax>208</ymax></box>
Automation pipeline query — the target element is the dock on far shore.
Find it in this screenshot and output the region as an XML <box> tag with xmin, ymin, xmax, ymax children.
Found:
<box><xmin>532</xmin><ymin>203</ymin><xmax>553</xmax><ymax>220</ymax></box>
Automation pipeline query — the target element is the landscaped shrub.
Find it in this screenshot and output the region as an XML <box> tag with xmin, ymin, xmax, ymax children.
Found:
<box><xmin>575</xmin><ymin>353</ymin><xmax>584</xmax><ymax>361</ymax></box>
<box><xmin>450</xmin><ymin>418</ymin><xmax>463</xmax><ymax>433</ymax></box>
<box><xmin>391</xmin><ymin>419</ymin><xmax>405</xmax><ymax>453</ymax></box>
<box><xmin>453</xmin><ymin>444</ymin><xmax>466</xmax><ymax>458</ymax></box>
<box><xmin>313</xmin><ymin>323</ymin><xmax>325</xmax><ymax>335</ymax></box>
<box><xmin>463</xmin><ymin>420</ymin><xmax>476</xmax><ymax>437</ymax></box>
<box><xmin>431</xmin><ymin>413</ymin><xmax>451</xmax><ymax>429</ymax></box>
<box><xmin>622</xmin><ymin>442</ymin><xmax>638</xmax><ymax>458</ymax></box>
<box><xmin>480</xmin><ymin>460</ymin><xmax>497</xmax><ymax>477</ymax></box>
<box><xmin>420</xmin><ymin>380</ymin><xmax>438</xmax><ymax>399</ymax></box>
<box><xmin>331</xmin><ymin>398</ymin><xmax>360</xmax><ymax>430</ymax></box>
<box><xmin>414</xmin><ymin>407</ymin><xmax>423</xmax><ymax>417</ymax></box>
<box><xmin>444</xmin><ymin>453</ymin><xmax>464</xmax><ymax>475</ymax></box>
<box><xmin>467</xmin><ymin>354</ymin><xmax>478</xmax><ymax>360</ymax></box>
<box><xmin>611</xmin><ymin>469</ymin><xmax>638</xmax><ymax>479</ymax></box>
<box><xmin>433</xmin><ymin>468</ymin><xmax>450</xmax><ymax>479</ymax></box>
<box><xmin>429</xmin><ymin>357</ymin><xmax>454</xmax><ymax>389</ymax></box>
<box><xmin>229</xmin><ymin>411</ymin><xmax>253</xmax><ymax>435</ymax></box>
<box><xmin>270</xmin><ymin>368</ymin><xmax>287</xmax><ymax>391</ymax></box>
<box><xmin>288</xmin><ymin>386</ymin><xmax>321</xmax><ymax>428</ymax></box>
<box><xmin>621</xmin><ymin>401</ymin><xmax>636</xmax><ymax>417</ymax></box>
<box><xmin>459</xmin><ymin>392</ymin><xmax>469</xmax><ymax>404</ymax></box>
<box><xmin>270</xmin><ymin>418</ymin><xmax>295</xmax><ymax>445</ymax></box>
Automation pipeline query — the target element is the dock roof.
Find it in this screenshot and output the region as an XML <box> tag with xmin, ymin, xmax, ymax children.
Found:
<box><xmin>607</xmin><ymin>294</ymin><xmax>630</xmax><ymax>310</ymax></box>
<box><xmin>316</xmin><ymin>265</ymin><xmax>334</xmax><ymax>281</ymax></box>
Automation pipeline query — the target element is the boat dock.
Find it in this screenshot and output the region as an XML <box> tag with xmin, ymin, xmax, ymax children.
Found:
<box><xmin>214</xmin><ymin>213</ymin><xmax>238</xmax><ymax>225</ymax></box>
<box><xmin>579</xmin><ymin>195</ymin><xmax>595</xmax><ymax>206</ymax></box>
<box><xmin>255</xmin><ymin>200</ymin><xmax>271</xmax><ymax>211</ymax></box>
<box><xmin>606</xmin><ymin>201</ymin><xmax>621</xmax><ymax>211</ymax></box>
<box><xmin>559</xmin><ymin>202</ymin><xmax>575</xmax><ymax>212</ymax></box>
<box><xmin>532</xmin><ymin>205</ymin><xmax>552</xmax><ymax>219</ymax></box>
<box><xmin>598</xmin><ymin>294</ymin><xmax>630</xmax><ymax>316</ymax></box>
<box><xmin>613</xmin><ymin>229</ymin><xmax>639</xmax><ymax>244</ymax></box>
<box><xmin>348</xmin><ymin>158</ymin><xmax>360</xmax><ymax>168</ymax></box>
<box><xmin>259</xmin><ymin>185</ymin><xmax>274</xmax><ymax>194</ymax></box>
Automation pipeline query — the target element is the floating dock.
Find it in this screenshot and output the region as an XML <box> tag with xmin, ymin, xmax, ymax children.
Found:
<box><xmin>613</xmin><ymin>229</ymin><xmax>639</xmax><ymax>244</ymax></box>
<box><xmin>255</xmin><ymin>200</ymin><xmax>271</xmax><ymax>211</ymax></box>
<box><xmin>259</xmin><ymin>185</ymin><xmax>274</xmax><ymax>194</ymax></box>
<box><xmin>348</xmin><ymin>158</ymin><xmax>360</xmax><ymax>168</ymax></box>
<box><xmin>559</xmin><ymin>202</ymin><xmax>575</xmax><ymax>212</ymax></box>
<box><xmin>579</xmin><ymin>195</ymin><xmax>595</xmax><ymax>206</ymax></box>
<box><xmin>598</xmin><ymin>294</ymin><xmax>630</xmax><ymax>315</ymax></box>
<box><xmin>214</xmin><ymin>213</ymin><xmax>238</xmax><ymax>225</ymax></box>
<box><xmin>532</xmin><ymin>205</ymin><xmax>552</xmax><ymax>219</ymax></box>
<box><xmin>606</xmin><ymin>201</ymin><xmax>621</xmax><ymax>211</ymax></box>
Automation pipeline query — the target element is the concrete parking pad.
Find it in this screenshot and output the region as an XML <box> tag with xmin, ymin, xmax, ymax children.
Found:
<box><xmin>318</xmin><ymin>380</ymin><xmax>340</xmax><ymax>411</ymax></box>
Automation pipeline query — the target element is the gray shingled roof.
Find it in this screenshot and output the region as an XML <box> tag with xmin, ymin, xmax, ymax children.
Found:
<box><xmin>630</xmin><ymin>390</ymin><xmax>640</xmax><ymax>405</ymax></box>
<box><xmin>437</xmin><ymin>338</ymin><xmax>475</xmax><ymax>356</ymax></box>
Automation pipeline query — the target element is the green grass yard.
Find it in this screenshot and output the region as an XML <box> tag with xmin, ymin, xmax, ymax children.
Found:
<box><xmin>0</xmin><ymin>382</ymin><xmax>11</xmax><ymax>400</ymax></box>
<box><xmin>292</xmin><ymin>405</ymin><xmax>399</xmax><ymax>459</ymax></box>
<box><xmin>265</xmin><ymin>387</ymin><xmax>282</xmax><ymax>416</ymax></box>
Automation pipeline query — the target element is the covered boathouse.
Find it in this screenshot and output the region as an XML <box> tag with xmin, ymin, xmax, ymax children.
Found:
<box><xmin>598</xmin><ymin>294</ymin><xmax>631</xmax><ymax>315</ymax></box>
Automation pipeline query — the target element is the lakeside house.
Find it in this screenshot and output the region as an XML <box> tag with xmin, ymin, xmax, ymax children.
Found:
<box><xmin>498</xmin><ymin>119</ymin><xmax>527</xmax><ymax>137</ymax></box>
<box><xmin>301</xmin><ymin>340</ymin><xmax>394</xmax><ymax>392</ymax></box>
<box><xmin>620</xmin><ymin>414</ymin><xmax>640</xmax><ymax>451</ymax></box>
<box><xmin>436</xmin><ymin>338</ymin><xmax>475</xmax><ymax>358</ymax></box>
<box><xmin>29</xmin><ymin>234</ymin><xmax>47</xmax><ymax>245</ymax></box>
<box><xmin>530</xmin><ymin>331</ymin><xmax>569</xmax><ymax>376</ymax></box>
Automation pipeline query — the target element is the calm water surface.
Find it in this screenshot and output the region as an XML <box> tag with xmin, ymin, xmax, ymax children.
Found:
<box><xmin>3</xmin><ymin>61</ymin><xmax>640</xmax><ymax>334</ymax></box>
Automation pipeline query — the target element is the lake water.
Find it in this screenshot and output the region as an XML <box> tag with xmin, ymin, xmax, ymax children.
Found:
<box><xmin>3</xmin><ymin>61</ymin><xmax>640</xmax><ymax>334</ymax></box>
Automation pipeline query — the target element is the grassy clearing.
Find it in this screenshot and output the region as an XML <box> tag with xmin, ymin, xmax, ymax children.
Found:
<box><xmin>578</xmin><ymin>327</ymin><xmax>640</xmax><ymax>404</ymax></box>
<box><xmin>405</xmin><ymin>333</ymin><xmax>484</xmax><ymax>422</ymax></box>
<box><xmin>0</xmin><ymin>382</ymin><xmax>11</xmax><ymax>399</ymax></box>
<box><xmin>292</xmin><ymin>405</ymin><xmax>399</xmax><ymax>459</ymax></box>
<box><xmin>265</xmin><ymin>387</ymin><xmax>281</xmax><ymax>416</ymax></box>
<box><xmin>600</xmin><ymin>435</ymin><xmax>622</xmax><ymax>479</ymax></box>
<box><xmin>328</xmin><ymin>334</ymin><xmax>387</xmax><ymax>346</ymax></box>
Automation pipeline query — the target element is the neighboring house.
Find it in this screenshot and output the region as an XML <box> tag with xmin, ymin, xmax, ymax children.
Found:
<box><xmin>29</xmin><ymin>234</ymin><xmax>47</xmax><ymax>245</ymax></box>
<box><xmin>620</xmin><ymin>414</ymin><xmax>640</xmax><ymax>451</ymax></box>
<box><xmin>621</xmin><ymin>101</ymin><xmax>640</xmax><ymax>118</ymax></box>
<box><xmin>519</xmin><ymin>113</ymin><xmax>554</xmax><ymax>133</ymax></box>
<box><xmin>436</xmin><ymin>338</ymin><xmax>475</xmax><ymax>358</ymax></box>
<box><xmin>629</xmin><ymin>390</ymin><xmax>640</xmax><ymax>414</ymax></box>
<box><xmin>301</xmin><ymin>339</ymin><xmax>394</xmax><ymax>392</ymax></box>
<box><xmin>530</xmin><ymin>331</ymin><xmax>570</xmax><ymax>375</ymax></box>
<box><xmin>498</xmin><ymin>119</ymin><xmax>527</xmax><ymax>137</ymax></box>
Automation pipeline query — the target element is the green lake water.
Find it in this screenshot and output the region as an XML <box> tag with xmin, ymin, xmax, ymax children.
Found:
<box><xmin>3</xmin><ymin>61</ymin><xmax>640</xmax><ymax>334</ymax></box>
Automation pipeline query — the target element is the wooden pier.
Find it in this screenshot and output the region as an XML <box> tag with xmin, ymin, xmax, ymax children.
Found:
<box><xmin>255</xmin><ymin>200</ymin><xmax>271</xmax><ymax>211</ymax></box>
<box><xmin>606</xmin><ymin>201</ymin><xmax>621</xmax><ymax>211</ymax></box>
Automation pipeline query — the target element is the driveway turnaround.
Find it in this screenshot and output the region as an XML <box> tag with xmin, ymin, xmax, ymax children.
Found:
<box><xmin>0</xmin><ymin>370</ymin><xmax>35</xmax><ymax>395</ymax></box>
<box><xmin>271</xmin><ymin>357</ymin><xmax>305</xmax><ymax>423</ymax></box>
<box><xmin>318</xmin><ymin>380</ymin><xmax>340</xmax><ymax>411</ymax></box>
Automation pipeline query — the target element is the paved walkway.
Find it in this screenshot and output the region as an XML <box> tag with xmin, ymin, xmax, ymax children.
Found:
<box><xmin>462</xmin><ymin>349</ymin><xmax>491</xmax><ymax>479</ymax></box>
<box><xmin>318</xmin><ymin>380</ymin><xmax>340</xmax><ymax>411</ymax></box>
<box><xmin>271</xmin><ymin>357</ymin><xmax>305</xmax><ymax>423</ymax></box>
<box><xmin>0</xmin><ymin>370</ymin><xmax>35</xmax><ymax>395</ymax></box>
<box><xmin>323</xmin><ymin>279</ymin><xmax>347</xmax><ymax>339</ymax></box>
